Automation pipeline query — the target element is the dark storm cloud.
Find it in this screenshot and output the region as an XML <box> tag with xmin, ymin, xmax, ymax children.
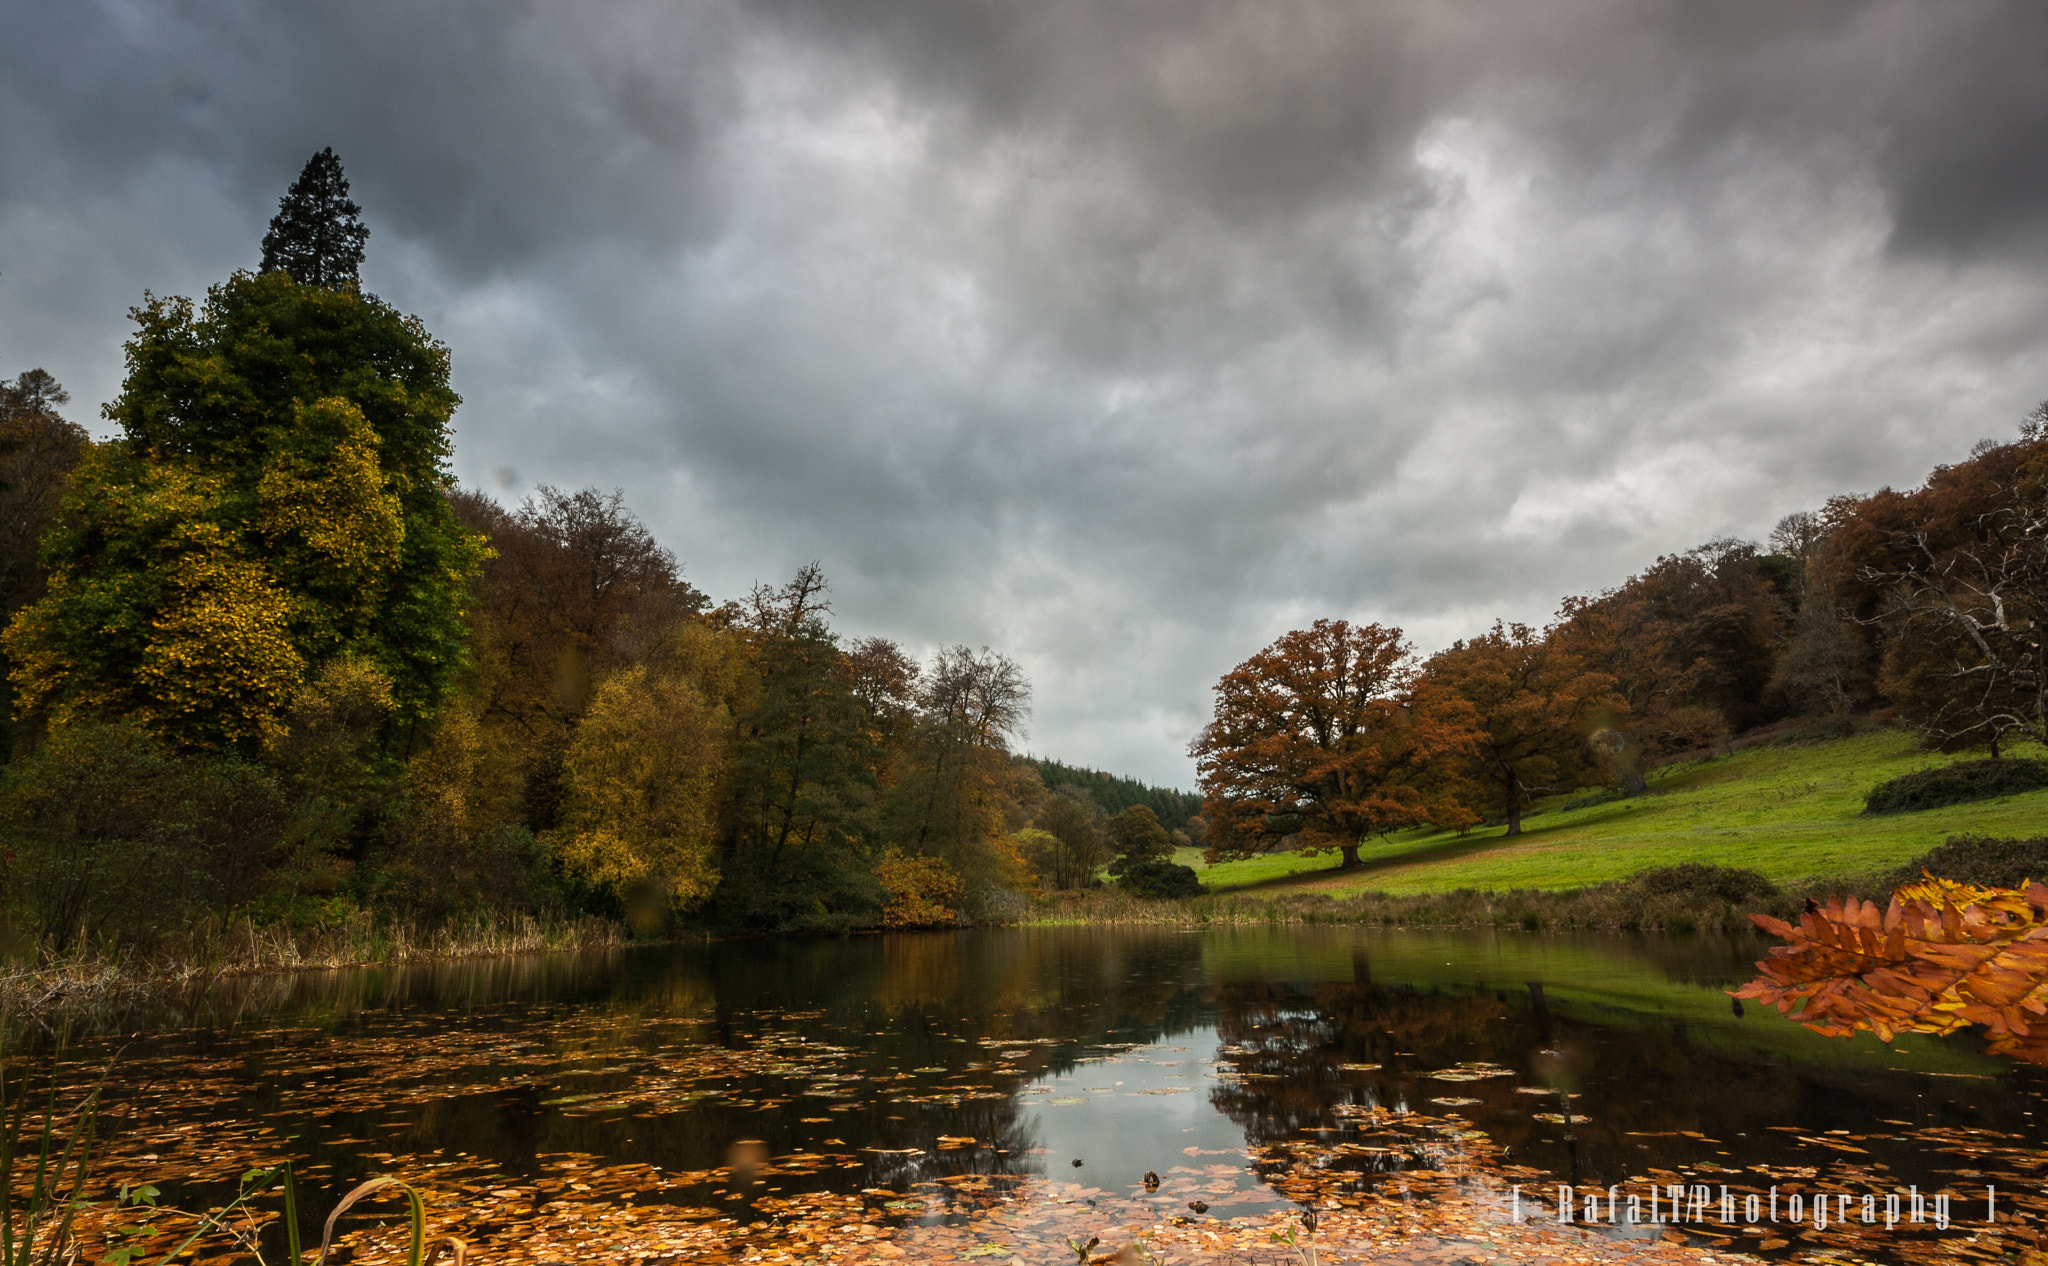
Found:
<box><xmin>5</xmin><ymin>0</ymin><xmax>2048</xmax><ymax>782</ymax></box>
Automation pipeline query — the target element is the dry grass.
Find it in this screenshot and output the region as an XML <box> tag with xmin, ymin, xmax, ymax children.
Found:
<box><xmin>0</xmin><ymin>911</ymin><xmax>623</xmax><ymax>1020</ymax></box>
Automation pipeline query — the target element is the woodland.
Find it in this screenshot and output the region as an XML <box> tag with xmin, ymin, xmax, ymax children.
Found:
<box><xmin>1</xmin><ymin>149</ymin><xmax>2046</xmax><ymax>962</ymax></box>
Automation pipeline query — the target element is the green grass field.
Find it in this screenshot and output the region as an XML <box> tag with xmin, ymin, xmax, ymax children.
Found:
<box><xmin>1182</xmin><ymin>729</ymin><xmax>2048</xmax><ymax>897</ymax></box>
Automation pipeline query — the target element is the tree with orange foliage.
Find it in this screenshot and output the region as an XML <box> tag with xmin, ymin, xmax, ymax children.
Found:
<box><xmin>1191</xmin><ymin>619</ymin><xmax>1480</xmax><ymax>870</ymax></box>
<box><xmin>1424</xmin><ymin>621</ymin><xmax>1618</xmax><ymax>836</ymax></box>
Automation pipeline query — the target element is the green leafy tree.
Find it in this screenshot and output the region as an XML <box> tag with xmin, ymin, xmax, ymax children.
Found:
<box><xmin>260</xmin><ymin>148</ymin><xmax>370</xmax><ymax>287</ymax></box>
<box><xmin>1026</xmin><ymin>791</ymin><xmax>1111</xmax><ymax>889</ymax></box>
<box><xmin>4</xmin><ymin>268</ymin><xmax>489</xmax><ymax>751</ymax></box>
<box><xmin>708</xmin><ymin>566</ymin><xmax>886</xmax><ymax>931</ymax></box>
<box><xmin>1104</xmin><ymin>803</ymin><xmax>1173</xmax><ymax>876</ymax></box>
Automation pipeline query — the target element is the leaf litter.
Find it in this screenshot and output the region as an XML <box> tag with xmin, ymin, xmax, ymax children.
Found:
<box><xmin>23</xmin><ymin>1000</ymin><xmax>2048</xmax><ymax>1266</ymax></box>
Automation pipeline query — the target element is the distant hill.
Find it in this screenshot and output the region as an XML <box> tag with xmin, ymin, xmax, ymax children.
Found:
<box><xmin>1024</xmin><ymin>757</ymin><xmax>1203</xmax><ymax>830</ymax></box>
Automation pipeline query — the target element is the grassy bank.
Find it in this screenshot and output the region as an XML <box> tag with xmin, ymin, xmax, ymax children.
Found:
<box><xmin>0</xmin><ymin>910</ymin><xmax>623</xmax><ymax>1018</ymax></box>
<box><xmin>1026</xmin><ymin>871</ymin><xmax>1861</xmax><ymax>935</ymax></box>
<box><xmin>1185</xmin><ymin>727</ymin><xmax>2048</xmax><ymax>895</ymax></box>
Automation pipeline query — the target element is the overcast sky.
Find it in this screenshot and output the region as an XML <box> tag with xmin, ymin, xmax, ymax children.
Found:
<box><xmin>6</xmin><ymin>1</ymin><xmax>2048</xmax><ymax>785</ymax></box>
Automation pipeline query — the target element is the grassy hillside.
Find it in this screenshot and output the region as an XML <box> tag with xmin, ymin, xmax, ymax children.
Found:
<box><xmin>1184</xmin><ymin>729</ymin><xmax>2048</xmax><ymax>896</ymax></box>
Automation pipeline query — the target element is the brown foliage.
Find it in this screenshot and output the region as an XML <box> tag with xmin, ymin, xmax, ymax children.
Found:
<box><xmin>450</xmin><ymin>486</ymin><xmax>704</xmax><ymax>829</ymax></box>
<box><xmin>1842</xmin><ymin>436</ymin><xmax>2048</xmax><ymax>754</ymax></box>
<box><xmin>1192</xmin><ymin>619</ymin><xmax>1480</xmax><ymax>867</ymax></box>
<box><xmin>1423</xmin><ymin>621</ymin><xmax>1618</xmax><ymax>835</ymax></box>
<box><xmin>1735</xmin><ymin>876</ymin><xmax>2048</xmax><ymax>1064</ymax></box>
<box><xmin>1553</xmin><ymin>538</ymin><xmax>1789</xmax><ymax>757</ymax></box>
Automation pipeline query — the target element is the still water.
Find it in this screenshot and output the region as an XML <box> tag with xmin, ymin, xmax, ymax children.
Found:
<box><xmin>39</xmin><ymin>926</ymin><xmax>2048</xmax><ymax>1260</ymax></box>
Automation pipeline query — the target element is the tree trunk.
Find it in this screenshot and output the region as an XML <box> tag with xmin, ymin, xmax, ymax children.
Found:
<box><xmin>1505</xmin><ymin>797</ymin><xmax>1523</xmax><ymax>837</ymax></box>
<box><xmin>1340</xmin><ymin>843</ymin><xmax>1361</xmax><ymax>869</ymax></box>
<box><xmin>1621</xmin><ymin>769</ymin><xmax>1646</xmax><ymax>797</ymax></box>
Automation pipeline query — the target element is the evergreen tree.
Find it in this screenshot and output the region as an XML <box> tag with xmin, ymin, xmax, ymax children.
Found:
<box><xmin>259</xmin><ymin>148</ymin><xmax>370</xmax><ymax>288</ymax></box>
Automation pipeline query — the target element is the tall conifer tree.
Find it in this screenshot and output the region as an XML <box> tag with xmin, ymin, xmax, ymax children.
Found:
<box><xmin>259</xmin><ymin>148</ymin><xmax>370</xmax><ymax>287</ymax></box>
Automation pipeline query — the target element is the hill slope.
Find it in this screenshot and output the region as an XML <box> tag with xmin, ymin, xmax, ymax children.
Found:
<box><xmin>1186</xmin><ymin>729</ymin><xmax>2048</xmax><ymax>895</ymax></box>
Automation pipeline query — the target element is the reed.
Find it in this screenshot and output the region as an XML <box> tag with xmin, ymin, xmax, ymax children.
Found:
<box><xmin>0</xmin><ymin>910</ymin><xmax>624</xmax><ymax>1020</ymax></box>
<box><xmin>0</xmin><ymin>1050</ymin><xmax>101</xmax><ymax>1266</ymax></box>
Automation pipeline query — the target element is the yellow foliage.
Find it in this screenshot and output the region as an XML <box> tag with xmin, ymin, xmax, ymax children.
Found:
<box><xmin>131</xmin><ymin>525</ymin><xmax>305</xmax><ymax>749</ymax></box>
<box><xmin>556</xmin><ymin>664</ymin><xmax>729</xmax><ymax>911</ymax></box>
<box><xmin>5</xmin><ymin>455</ymin><xmax>306</xmax><ymax>749</ymax></box>
<box><xmin>257</xmin><ymin>397</ymin><xmax>406</xmax><ymax>638</ymax></box>
<box><xmin>876</xmin><ymin>850</ymin><xmax>965</xmax><ymax>928</ymax></box>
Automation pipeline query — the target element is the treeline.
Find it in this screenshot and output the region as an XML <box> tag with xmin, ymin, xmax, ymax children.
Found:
<box><xmin>0</xmin><ymin>348</ymin><xmax>1119</xmax><ymax>943</ymax></box>
<box><xmin>1022</xmin><ymin>758</ymin><xmax>1203</xmax><ymax>832</ymax></box>
<box><xmin>1194</xmin><ymin>414</ymin><xmax>2048</xmax><ymax>867</ymax></box>
<box><xmin>0</xmin><ymin>151</ymin><xmax>1208</xmax><ymax>958</ymax></box>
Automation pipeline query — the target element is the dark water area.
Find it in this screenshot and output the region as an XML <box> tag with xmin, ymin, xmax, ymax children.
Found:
<box><xmin>24</xmin><ymin>927</ymin><xmax>2048</xmax><ymax>1260</ymax></box>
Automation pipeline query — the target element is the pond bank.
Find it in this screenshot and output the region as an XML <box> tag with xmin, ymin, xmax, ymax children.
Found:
<box><xmin>0</xmin><ymin>910</ymin><xmax>622</xmax><ymax>1020</ymax></box>
<box><xmin>1022</xmin><ymin>869</ymin><xmax>1865</xmax><ymax>935</ymax></box>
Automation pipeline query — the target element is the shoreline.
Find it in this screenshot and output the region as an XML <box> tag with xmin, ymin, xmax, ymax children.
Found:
<box><xmin>1</xmin><ymin>867</ymin><xmax>1869</xmax><ymax>1023</ymax></box>
<box><xmin>0</xmin><ymin>910</ymin><xmax>625</xmax><ymax>1023</ymax></box>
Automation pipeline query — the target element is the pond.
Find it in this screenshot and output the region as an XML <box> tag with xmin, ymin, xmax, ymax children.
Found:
<box><xmin>27</xmin><ymin>926</ymin><xmax>2048</xmax><ymax>1265</ymax></box>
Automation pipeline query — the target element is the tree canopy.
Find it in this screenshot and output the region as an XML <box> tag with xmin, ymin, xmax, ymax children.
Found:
<box><xmin>1424</xmin><ymin>621</ymin><xmax>1616</xmax><ymax>836</ymax></box>
<box><xmin>1192</xmin><ymin>619</ymin><xmax>1480</xmax><ymax>868</ymax></box>
<box><xmin>5</xmin><ymin>270</ymin><xmax>487</xmax><ymax>750</ymax></box>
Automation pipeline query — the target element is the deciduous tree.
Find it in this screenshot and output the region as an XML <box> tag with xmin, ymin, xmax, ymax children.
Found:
<box><xmin>1192</xmin><ymin>619</ymin><xmax>1481</xmax><ymax>869</ymax></box>
<box><xmin>1105</xmin><ymin>803</ymin><xmax>1174</xmax><ymax>876</ymax></box>
<box><xmin>1025</xmin><ymin>791</ymin><xmax>1110</xmax><ymax>890</ymax></box>
<box><xmin>555</xmin><ymin>662</ymin><xmax>729</xmax><ymax>917</ymax></box>
<box><xmin>1853</xmin><ymin>435</ymin><xmax>2048</xmax><ymax>756</ymax></box>
<box><xmin>1424</xmin><ymin>621</ymin><xmax>1616</xmax><ymax>836</ymax></box>
<box><xmin>4</xmin><ymin>268</ymin><xmax>489</xmax><ymax>750</ymax></box>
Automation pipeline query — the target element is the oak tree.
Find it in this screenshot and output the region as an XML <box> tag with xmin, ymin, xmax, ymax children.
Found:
<box><xmin>1192</xmin><ymin>619</ymin><xmax>1480</xmax><ymax>869</ymax></box>
<box><xmin>1852</xmin><ymin>434</ymin><xmax>2048</xmax><ymax>756</ymax></box>
<box><xmin>1424</xmin><ymin>621</ymin><xmax>1617</xmax><ymax>836</ymax></box>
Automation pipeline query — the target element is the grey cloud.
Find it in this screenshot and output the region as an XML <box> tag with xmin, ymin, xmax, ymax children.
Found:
<box><xmin>5</xmin><ymin>0</ymin><xmax>2048</xmax><ymax>784</ymax></box>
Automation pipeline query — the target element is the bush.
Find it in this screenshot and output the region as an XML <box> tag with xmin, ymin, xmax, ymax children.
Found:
<box><xmin>701</xmin><ymin>847</ymin><xmax>883</xmax><ymax>936</ymax></box>
<box><xmin>1626</xmin><ymin>863</ymin><xmax>1779</xmax><ymax>905</ymax></box>
<box><xmin>1118</xmin><ymin>859</ymin><xmax>1203</xmax><ymax>900</ymax></box>
<box><xmin>1885</xmin><ymin>834</ymin><xmax>2048</xmax><ymax>891</ymax></box>
<box><xmin>0</xmin><ymin>722</ymin><xmax>286</xmax><ymax>950</ymax></box>
<box><xmin>1863</xmin><ymin>759</ymin><xmax>2048</xmax><ymax>815</ymax></box>
<box><xmin>876</xmin><ymin>851</ymin><xmax>965</xmax><ymax>928</ymax></box>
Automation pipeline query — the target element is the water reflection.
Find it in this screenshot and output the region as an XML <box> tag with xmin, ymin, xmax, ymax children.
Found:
<box><xmin>27</xmin><ymin>926</ymin><xmax>2048</xmax><ymax>1262</ymax></box>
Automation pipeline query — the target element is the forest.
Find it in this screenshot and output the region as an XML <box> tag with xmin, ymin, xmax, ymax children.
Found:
<box><xmin>1</xmin><ymin>150</ymin><xmax>2044</xmax><ymax>960</ymax></box>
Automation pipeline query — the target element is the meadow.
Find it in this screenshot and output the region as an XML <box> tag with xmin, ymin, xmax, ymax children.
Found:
<box><xmin>1184</xmin><ymin>727</ymin><xmax>2048</xmax><ymax>896</ymax></box>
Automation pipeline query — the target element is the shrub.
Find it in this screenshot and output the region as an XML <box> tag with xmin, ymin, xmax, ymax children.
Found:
<box><xmin>1626</xmin><ymin>863</ymin><xmax>1779</xmax><ymax>905</ymax></box>
<box><xmin>1885</xmin><ymin>834</ymin><xmax>2048</xmax><ymax>891</ymax></box>
<box><xmin>876</xmin><ymin>851</ymin><xmax>965</xmax><ymax>928</ymax></box>
<box><xmin>0</xmin><ymin>722</ymin><xmax>286</xmax><ymax>950</ymax></box>
<box><xmin>1863</xmin><ymin>759</ymin><xmax>2048</xmax><ymax>815</ymax></box>
<box><xmin>701</xmin><ymin>846</ymin><xmax>883</xmax><ymax>936</ymax></box>
<box><xmin>1118</xmin><ymin>859</ymin><xmax>1203</xmax><ymax>900</ymax></box>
